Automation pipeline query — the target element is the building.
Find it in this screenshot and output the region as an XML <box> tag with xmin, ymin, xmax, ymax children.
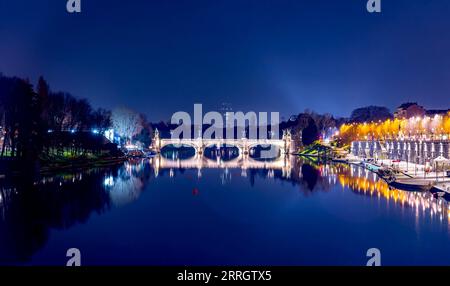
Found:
<box><xmin>425</xmin><ymin>109</ymin><xmax>450</xmax><ymax>117</ymax></box>
<box><xmin>394</xmin><ymin>102</ymin><xmax>425</xmax><ymax>119</ymax></box>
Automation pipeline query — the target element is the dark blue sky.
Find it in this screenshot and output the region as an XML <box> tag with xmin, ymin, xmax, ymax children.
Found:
<box><xmin>1</xmin><ymin>0</ymin><xmax>449</xmax><ymax>121</ymax></box>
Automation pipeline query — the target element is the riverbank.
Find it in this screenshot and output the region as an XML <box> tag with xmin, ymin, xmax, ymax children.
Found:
<box><xmin>297</xmin><ymin>142</ymin><xmax>333</xmax><ymax>158</ymax></box>
<box><xmin>40</xmin><ymin>155</ymin><xmax>127</xmax><ymax>174</ymax></box>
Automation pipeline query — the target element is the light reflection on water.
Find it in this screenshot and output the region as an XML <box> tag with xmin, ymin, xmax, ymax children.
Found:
<box><xmin>0</xmin><ymin>154</ymin><xmax>449</xmax><ymax>265</ymax></box>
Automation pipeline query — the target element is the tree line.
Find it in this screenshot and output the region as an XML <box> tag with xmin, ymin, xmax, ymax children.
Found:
<box><xmin>0</xmin><ymin>74</ymin><xmax>152</xmax><ymax>161</ymax></box>
<box><xmin>279</xmin><ymin>106</ymin><xmax>393</xmax><ymax>148</ymax></box>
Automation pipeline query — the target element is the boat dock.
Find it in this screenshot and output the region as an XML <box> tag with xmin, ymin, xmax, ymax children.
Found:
<box><xmin>340</xmin><ymin>156</ymin><xmax>450</xmax><ymax>192</ymax></box>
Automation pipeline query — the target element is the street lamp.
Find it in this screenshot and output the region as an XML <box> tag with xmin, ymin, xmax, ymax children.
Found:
<box><xmin>415</xmin><ymin>156</ymin><xmax>419</xmax><ymax>176</ymax></box>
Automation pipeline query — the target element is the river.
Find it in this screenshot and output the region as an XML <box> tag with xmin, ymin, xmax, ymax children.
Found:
<box><xmin>0</xmin><ymin>151</ymin><xmax>449</xmax><ymax>265</ymax></box>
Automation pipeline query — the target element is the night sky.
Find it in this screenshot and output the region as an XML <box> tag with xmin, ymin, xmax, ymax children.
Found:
<box><xmin>1</xmin><ymin>0</ymin><xmax>449</xmax><ymax>121</ymax></box>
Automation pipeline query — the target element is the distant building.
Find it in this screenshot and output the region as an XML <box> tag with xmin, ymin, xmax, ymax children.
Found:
<box><xmin>425</xmin><ymin>109</ymin><xmax>450</xmax><ymax>117</ymax></box>
<box><xmin>394</xmin><ymin>102</ymin><xmax>425</xmax><ymax>119</ymax></box>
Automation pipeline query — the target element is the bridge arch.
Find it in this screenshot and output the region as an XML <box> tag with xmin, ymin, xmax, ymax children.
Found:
<box><xmin>159</xmin><ymin>142</ymin><xmax>201</xmax><ymax>158</ymax></box>
<box><xmin>247</xmin><ymin>143</ymin><xmax>282</xmax><ymax>159</ymax></box>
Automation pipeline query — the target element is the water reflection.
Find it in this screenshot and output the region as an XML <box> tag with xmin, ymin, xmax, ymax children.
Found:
<box><xmin>0</xmin><ymin>160</ymin><xmax>150</xmax><ymax>264</ymax></box>
<box><xmin>150</xmin><ymin>154</ymin><xmax>450</xmax><ymax>224</ymax></box>
<box><xmin>336</xmin><ymin>164</ymin><xmax>450</xmax><ymax>225</ymax></box>
<box><xmin>0</xmin><ymin>154</ymin><xmax>449</xmax><ymax>264</ymax></box>
<box><xmin>103</xmin><ymin>159</ymin><xmax>150</xmax><ymax>206</ymax></box>
<box><xmin>152</xmin><ymin>153</ymin><xmax>294</xmax><ymax>179</ymax></box>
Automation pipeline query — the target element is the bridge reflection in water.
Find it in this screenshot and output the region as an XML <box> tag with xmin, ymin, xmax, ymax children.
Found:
<box><xmin>151</xmin><ymin>153</ymin><xmax>294</xmax><ymax>179</ymax></box>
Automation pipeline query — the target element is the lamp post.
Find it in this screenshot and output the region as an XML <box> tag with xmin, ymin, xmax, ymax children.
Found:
<box><xmin>445</xmin><ymin>162</ymin><xmax>448</xmax><ymax>183</ymax></box>
<box><xmin>415</xmin><ymin>157</ymin><xmax>418</xmax><ymax>177</ymax></box>
<box><xmin>435</xmin><ymin>160</ymin><xmax>438</xmax><ymax>182</ymax></box>
<box><xmin>406</xmin><ymin>153</ymin><xmax>409</xmax><ymax>173</ymax></box>
<box><xmin>424</xmin><ymin>157</ymin><xmax>427</xmax><ymax>179</ymax></box>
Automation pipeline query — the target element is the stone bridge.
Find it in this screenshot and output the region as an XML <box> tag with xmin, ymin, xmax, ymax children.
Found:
<box><xmin>151</xmin><ymin>130</ymin><xmax>294</xmax><ymax>157</ymax></box>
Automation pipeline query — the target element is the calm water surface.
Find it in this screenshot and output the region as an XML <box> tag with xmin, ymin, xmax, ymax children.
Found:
<box><xmin>0</xmin><ymin>152</ymin><xmax>449</xmax><ymax>265</ymax></box>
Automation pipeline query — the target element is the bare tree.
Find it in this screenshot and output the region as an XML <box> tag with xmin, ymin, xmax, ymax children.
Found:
<box><xmin>91</xmin><ymin>108</ymin><xmax>111</xmax><ymax>131</ymax></box>
<box><xmin>111</xmin><ymin>107</ymin><xmax>143</xmax><ymax>144</ymax></box>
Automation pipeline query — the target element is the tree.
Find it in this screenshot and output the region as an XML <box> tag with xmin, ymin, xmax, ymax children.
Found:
<box><xmin>1</xmin><ymin>74</ymin><xmax>116</xmax><ymax>162</ymax></box>
<box><xmin>43</xmin><ymin>92</ymin><xmax>64</xmax><ymax>130</ymax></box>
<box><xmin>112</xmin><ymin>108</ymin><xmax>143</xmax><ymax>144</ymax></box>
<box><xmin>286</xmin><ymin>113</ymin><xmax>308</xmax><ymax>144</ymax></box>
<box><xmin>61</xmin><ymin>93</ymin><xmax>78</xmax><ymax>130</ymax></box>
<box><xmin>316</xmin><ymin>113</ymin><xmax>336</xmax><ymax>132</ymax></box>
<box><xmin>90</xmin><ymin>108</ymin><xmax>111</xmax><ymax>132</ymax></box>
<box><xmin>132</xmin><ymin>113</ymin><xmax>153</xmax><ymax>148</ymax></box>
<box><xmin>350</xmin><ymin>106</ymin><xmax>392</xmax><ymax>123</ymax></box>
<box><xmin>68</xmin><ymin>98</ymin><xmax>92</xmax><ymax>130</ymax></box>
<box><xmin>37</xmin><ymin>76</ymin><xmax>50</xmax><ymax>129</ymax></box>
<box><xmin>288</xmin><ymin>112</ymin><xmax>325</xmax><ymax>146</ymax></box>
<box><xmin>0</xmin><ymin>75</ymin><xmax>42</xmax><ymax>160</ymax></box>
<box><xmin>302</xmin><ymin>117</ymin><xmax>319</xmax><ymax>146</ymax></box>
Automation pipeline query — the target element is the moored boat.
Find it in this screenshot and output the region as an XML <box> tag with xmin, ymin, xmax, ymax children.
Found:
<box><xmin>389</xmin><ymin>179</ymin><xmax>433</xmax><ymax>192</ymax></box>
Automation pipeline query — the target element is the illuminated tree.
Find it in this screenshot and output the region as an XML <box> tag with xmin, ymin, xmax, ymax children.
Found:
<box><xmin>338</xmin><ymin>114</ymin><xmax>450</xmax><ymax>143</ymax></box>
<box><xmin>444</xmin><ymin>114</ymin><xmax>450</xmax><ymax>135</ymax></box>
<box><xmin>111</xmin><ymin>107</ymin><xmax>143</xmax><ymax>145</ymax></box>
